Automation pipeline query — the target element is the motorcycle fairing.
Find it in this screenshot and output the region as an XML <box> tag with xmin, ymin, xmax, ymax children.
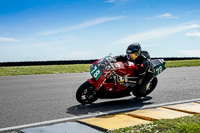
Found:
<box><xmin>151</xmin><ymin>59</ymin><xmax>166</xmax><ymax>76</ymax></box>
<box><xmin>89</xmin><ymin>59</ymin><xmax>138</xmax><ymax>91</ymax></box>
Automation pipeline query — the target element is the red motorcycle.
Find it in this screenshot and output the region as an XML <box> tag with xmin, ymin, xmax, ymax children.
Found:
<box><xmin>76</xmin><ymin>56</ymin><xmax>166</xmax><ymax>104</ymax></box>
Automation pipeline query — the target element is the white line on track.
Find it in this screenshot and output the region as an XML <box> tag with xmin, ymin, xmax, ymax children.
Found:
<box><xmin>1</xmin><ymin>98</ymin><xmax>200</xmax><ymax>132</ymax></box>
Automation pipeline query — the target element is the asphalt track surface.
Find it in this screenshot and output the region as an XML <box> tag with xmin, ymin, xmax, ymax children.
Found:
<box><xmin>0</xmin><ymin>67</ymin><xmax>200</xmax><ymax>128</ymax></box>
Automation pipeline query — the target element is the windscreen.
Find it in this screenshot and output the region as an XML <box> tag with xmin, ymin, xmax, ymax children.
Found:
<box><xmin>97</xmin><ymin>56</ymin><xmax>115</xmax><ymax>70</ymax></box>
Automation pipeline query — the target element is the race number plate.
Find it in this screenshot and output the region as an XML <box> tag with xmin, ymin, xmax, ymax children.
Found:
<box><xmin>90</xmin><ymin>65</ymin><xmax>102</xmax><ymax>80</ymax></box>
<box><xmin>154</xmin><ymin>63</ymin><xmax>166</xmax><ymax>76</ymax></box>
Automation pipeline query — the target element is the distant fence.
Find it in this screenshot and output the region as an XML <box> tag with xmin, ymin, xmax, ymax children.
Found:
<box><xmin>0</xmin><ymin>59</ymin><xmax>97</xmax><ymax>67</ymax></box>
<box><xmin>0</xmin><ymin>57</ymin><xmax>200</xmax><ymax>67</ymax></box>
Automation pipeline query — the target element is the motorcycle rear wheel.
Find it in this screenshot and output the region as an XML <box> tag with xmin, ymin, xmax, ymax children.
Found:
<box><xmin>144</xmin><ymin>77</ymin><xmax>158</xmax><ymax>96</ymax></box>
<box><xmin>132</xmin><ymin>77</ymin><xmax>158</xmax><ymax>97</ymax></box>
<box><xmin>76</xmin><ymin>81</ymin><xmax>99</xmax><ymax>104</ymax></box>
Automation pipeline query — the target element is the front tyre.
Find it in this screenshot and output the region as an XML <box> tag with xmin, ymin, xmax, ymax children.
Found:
<box><xmin>76</xmin><ymin>81</ymin><xmax>99</xmax><ymax>104</ymax></box>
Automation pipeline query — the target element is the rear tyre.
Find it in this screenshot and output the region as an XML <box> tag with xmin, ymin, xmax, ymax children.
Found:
<box><xmin>76</xmin><ymin>81</ymin><xmax>99</xmax><ymax>105</ymax></box>
<box><xmin>132</xmin><ymin>77</ymin><xmax>158</xmax><ymax>97</ymax></box>
<box><xmin>144</xmin><ymin>77</ymin><xmax>158</xmax><ymax>96</ymax></box>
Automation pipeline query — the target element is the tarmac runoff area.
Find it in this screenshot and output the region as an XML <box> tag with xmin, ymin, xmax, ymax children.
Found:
<box><xmin>1</xmin><ymin>99</ymin><xmax>200</xmax><ymax>133</ymax></box>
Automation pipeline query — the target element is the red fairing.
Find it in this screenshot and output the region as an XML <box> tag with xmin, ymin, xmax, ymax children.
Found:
<box><xmin>88</xmin><ymin>59</ymin><xmax>105</xmax><ymax>90</ymax></box>
<box><xmin>87</xmin><ymin>78</ymin><xmax>102</xmax><ymax>90</ymax></box>
<box><xmin>89</xmin><ymin>59</ymin><xmax>138</xmax><ymax>92</ymax></box>
<box><xmin>114</xmin><ymin>61</ymin><xmax>138</xmax><ymax>77</ymax></box>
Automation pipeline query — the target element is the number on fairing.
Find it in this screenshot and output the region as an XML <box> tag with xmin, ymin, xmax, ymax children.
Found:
<box><xmin>90</xmin><ymin>65</ymin><xmax>102</xmax><ymax>80</ymax></box>
<box><xmin>156</xmin><ymin>66</ymin><xmax>163</xmax><ymax>74</ymax></box>
<box><xmin>154</xmin><ymin>63</ymin><xmax>165</xmax><ymax>76</ymax></box>
<box><xmin>91</xmin><ymin>65</ymin><xmax>97</xmax><ymax>74</ymax></box>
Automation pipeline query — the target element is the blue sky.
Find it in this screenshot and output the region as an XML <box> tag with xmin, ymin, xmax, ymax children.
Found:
<box><xmin>0</xmin><ymin>0</ymin><xmax>200</xmax><ymax>62</ymax></box>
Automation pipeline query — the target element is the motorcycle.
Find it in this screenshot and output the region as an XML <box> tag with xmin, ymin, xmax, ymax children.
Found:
<box><xmin>76</xmin><ymin>56</ymin><xmax>166</xmax><ymax>104</ymax></box>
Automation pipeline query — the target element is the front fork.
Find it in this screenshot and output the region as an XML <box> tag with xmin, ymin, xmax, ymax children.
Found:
<box><xmin>87</xmin><ymin>78</ymin><xmax>103</xmax><ymax>91</ymax></box>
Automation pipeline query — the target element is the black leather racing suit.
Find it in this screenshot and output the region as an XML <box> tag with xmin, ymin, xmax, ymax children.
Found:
<box><xmin>115</xmin><ymin>51</ymin><xmax>154</xmax><ymax>97</ymax></box>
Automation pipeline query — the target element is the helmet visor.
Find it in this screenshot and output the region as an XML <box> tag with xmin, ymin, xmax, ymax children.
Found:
<box><xmin>127</xmin><ymin>53</ymin><xmax>138</xmax><ymax>60</ymax></box>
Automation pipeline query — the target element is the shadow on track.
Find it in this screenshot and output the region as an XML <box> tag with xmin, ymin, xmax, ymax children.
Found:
<box><xmin>66</xmin><ymin>96</ymin><xmax>153</xmax><ymax>116</ymax></box>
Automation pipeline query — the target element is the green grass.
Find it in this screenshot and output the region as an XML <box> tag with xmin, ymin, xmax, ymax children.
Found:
<box><xmin>110</xmin><ymin>114</ymin><xmax>200</xmax><ymax>133</ymax></box>
<box><xmin>0</xmin><ymin>64</ymin><xmax>91</xmax><ymax>76</ymax></box>
<box><xmin>0</xmin><ymin>59</ymin><xmax>200</xmax><ymax>76</ymax></box>
<box><xmin>165</xmin><ymin>59</ymin><xmax>200</xmax><ymax>68</ymax></box>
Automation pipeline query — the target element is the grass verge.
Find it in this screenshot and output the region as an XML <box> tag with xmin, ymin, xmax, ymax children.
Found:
<box><xmin>165</xmin><ymin>59</ymin><xmax>200</xmax><ymax>68</ymax></box>
<box><xmin>110</xmin><ymin>114</ymin><xmax>200</xmax><ymax>133</ymax></box>
<box><xmin>0</xmin><ymin>64</ymin><xmax>91</xmax><ymax>76</ymax></box>
<box><xmin>0</xmin><ymin>59</ymin><xmax>200</xmax><ymax>76</ymax></box>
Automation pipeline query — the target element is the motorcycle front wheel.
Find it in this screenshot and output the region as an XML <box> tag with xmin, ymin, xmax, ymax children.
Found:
<box><xmin>76</xmin><ymin>81</ymin><xmax>99</xmax><ymax>104</ymax></box>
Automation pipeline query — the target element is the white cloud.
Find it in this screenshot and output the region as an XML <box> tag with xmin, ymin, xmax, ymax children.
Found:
<box><xmin>178</xmin><ymin>49</ymin><xmax>200</xmax><ymax>57</ymax></box>
<box><xmin>185</xmin><ymin>30</ymin><xmax>200</xmax><ymax>37</ymax></box>
<box><xmin>40</xmin><ymin>16</ymin><xmax>124</xmax><ymax>35</ymax></box>
<box><xmin>111</xmin><ymin>24</ymin><xmax>200</xmax><ymax>46</ymax></box>
<box><xmin>156</xmin><ymin>13</ymin><xmax>172</xmax><ymax>18</ymax></box>
<box><xmin>142</xmin><ymin>43</ymin><xmax>160</xmax><ymax>48</ymax></box>
<box><xmin>147</xmin><ymin>13</ymin><xmax>178</xmax><ymax>20</ymax></box>
<box><xmin>0</xmin><ymin>37</ymin><xmax>19</xmax><ymax>42</ymax></box>
<box><xmin>104</xmin><ymin>0</ymin><xmax>115</xmax><ymax>3</ymax></box>
<box><xmin>104</xmin><ymin>0</ymin><xmax>128</xmax><ymax>3</ymax></box>
<box><xmin>69</xmin><ymin>51</ymin><xmax>93</xmax><ymax>59</ymax></box>
<box><xmin>186</xmin><ymin>10</ymin><xmax>200</xmax><ymax>15</ymax></box>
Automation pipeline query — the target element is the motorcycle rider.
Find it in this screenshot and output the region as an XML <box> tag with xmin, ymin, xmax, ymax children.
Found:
<box><xmin>115</xmin><ymin>43</ymin><xmax>154</xmax><ymax>97</ymax></box>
